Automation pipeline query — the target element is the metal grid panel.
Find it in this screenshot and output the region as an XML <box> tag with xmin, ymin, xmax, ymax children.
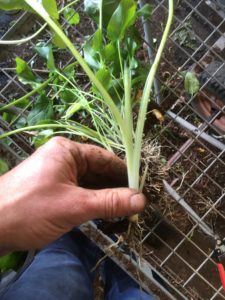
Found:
<box><xmin>1</xmin><ymin>1</ymin><xmax>225</xmax><ymax>299</ymax></box>
<box><xmin>139</xmin><ymin>0</ymin><xmax>225</xmax><ymax>298</ymax></box>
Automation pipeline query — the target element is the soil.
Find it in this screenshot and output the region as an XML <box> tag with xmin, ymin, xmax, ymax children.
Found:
<box><xmin>0</xmin><ymin>10</ymin><xmax>20</xmax><ymax>38</ymax></box>
<box><xmin>1</xmin><ymin>1</ymin><xmax>225</xmax><ymax>299</ymax></box>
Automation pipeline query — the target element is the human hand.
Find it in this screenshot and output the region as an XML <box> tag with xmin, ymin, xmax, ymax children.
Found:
<box><xmin>0</xmin><ymin>137</ymin><xmax>145</xmax><ymax>254</ymax></box>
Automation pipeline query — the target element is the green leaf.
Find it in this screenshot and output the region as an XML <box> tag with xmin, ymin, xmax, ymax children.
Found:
<box><xmin>35</xmin><ymin>44</ymin><xmax>55</xmax><ymax>71</ymax></box>
<box><xmin>64</xmin><ymin>8</ymin><xmax>80</xmax><ymax>25</ymax></box>
<box><xmin>15</xmin><ymin>117</ymin><xmax>27</xmax><ymax>129</ymax></box>
<box><xmin>0</xmin><ymin>0</ymin><xmax>30</xmax><ymax>11</ymax></box>
<box><xmin>108</xmin><ymin>78</ymin><xmax>124</xmax><ymax>104</ymax></box>
<box><xmin>0</xmin><ymin>252</ymin><xmax>25</xmax><ymax>272</ymax></box>
<box><xmin>83</xmin><ymin>30</ymin><xmax>103</xmax><ymax>70</ymax></box>
<box><xmin>137</xmin><ymin>4</ymin><xmax>153</xmax><ymax>20</ymax></box>
<box><xmin>102</xmin><ymin>42</ymin><xmax>120</xmax><ymax>74</ymax></box>
<box><xmin>92</xmin><ymin>29</ymin><xmax>102</xmax><ymax>52</ymax></box>
<box><xmin>33</xmin><ymin>129</ymin><xmax>54</xmax><ymax>148</ymax></box>
<box><xmin>103</xmin><ymin>43</ymin><xmax>116</xmax><ymax>62</ymax></box>
<box><xmin>107</xmin><ymin>0</ymin><xmax>137</xmax><ymax>41</ymax></box>
<box><xmin>84</xmin><ymin>0</ymin><xmax>120</xmax><ymax>27</ymax></box>
<box><xmin>185</xmin><ymin>72</ymin><xmax>200</xmax><ymax>95</ymax></box>
<box><xmin>60</xmin><ymin>89</ymin><xmax>76</xmax><ymax>104</ymax></box>
<box><xmin>27</xmin><ymin>94</ymin><xmax>54</xmax><ymax>126</ymax></box>
<box><xmin>84</xmin><ymin>40</ymin><xmax>101</xmax><ymax>70</ymax></box>
<box><xmin>42</xmin><ymin>0</ymin><xmax>59</xmax><ymax>20</ymax></box>
<box><xmin>2</xmin><ymin>112</ymin><xmax>11</xmax><ymax>122</ymax></box>
<box><xmin>125</xmin><ymin>38</ymin><xmax>138</xmax><ymax>69</ymax></box>
<box><xmin>16</xmin><ymin>57</ymin><xmax>40</xmax><ymax>88</ymax></box>
<box><xmin>64</xmin><ymin>103</ymin><xmax>83</xmax><ymax>119</ymax></box>
<box><xmin>63</xmin><ymin>64</ymin><xmax>76</xmax><ymax>79</ymax></box>
<box><xmin>95</xmin><ymin>67</ymin><xmax>111</xmax><ymax>91</ymax></box>
<box><xmin>0</xmin><ymin>159</ymin><xmax>9</xmax><ymax>175</ymax></box>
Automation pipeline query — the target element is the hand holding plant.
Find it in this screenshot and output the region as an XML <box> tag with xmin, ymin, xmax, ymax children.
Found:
<box><xmin>0</xmin><ymin>137</ymin><xmax>145</xmax><ymax>254</ymax></box>
<box><xmin>0</xmin><ymin>0</ymin><xmax>174</xmax><ymax>225</ymax></box>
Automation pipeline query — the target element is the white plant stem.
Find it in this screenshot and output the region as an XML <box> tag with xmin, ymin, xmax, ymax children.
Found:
<box><xmin>131</xmin><ymin>0</ymin><xmax>174</xmax><ymax>190</ymax></box>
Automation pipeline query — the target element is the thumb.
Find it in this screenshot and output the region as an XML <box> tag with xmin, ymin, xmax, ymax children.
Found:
<box><xmin>84</xmin><ymin>187</ymin><xmax>146</xmax><ymax>219</ymax></box>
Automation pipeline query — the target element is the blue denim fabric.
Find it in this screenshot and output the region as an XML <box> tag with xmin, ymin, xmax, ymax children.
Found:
<box><xmin>0</xmin><ymin>230</ymin><xmax>155</xmax><ymax>300</ymax></box>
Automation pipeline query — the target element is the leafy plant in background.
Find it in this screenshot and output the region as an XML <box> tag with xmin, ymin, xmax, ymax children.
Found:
<box><xmin>0</xmin><ymin>0</ymin><xmax>174</xmax><ymax>226</ymax></box>
<box><xmin>184</xmin><ymin>71</ymin><xmax>200</xmax><ymax>96</ymax></box>
<box><xmin>0</xmin><ymin>252</ymin><xmax>26</xmax><ymax>273</ymax></box>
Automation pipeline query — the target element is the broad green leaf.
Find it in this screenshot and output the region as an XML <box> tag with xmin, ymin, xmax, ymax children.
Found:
<box><xmin>16</xmin><ymin>57</ymin><xmax>40</xmax><ymax>88</ymax></box>
<box><xmin>102</xmin><ymin>42</ymin><xmax>120</xmax><ymax>74</ymax></box>
<box><xmin>27</xmin><ymin>94</ymin><xmax>54</xmax><ymax>126</ymax></box>
<box><xmin>16</xmin><ymin>57</ymin><xmax>36</xmax><ymax>81</ymax></box>
<box><xmin>84</xmin><ymin>0</ymin><xmax>120</xmax><ymax>28</ymax></box>
<box><xmin>0</xmin><ymin>252</ymin><xmax>25</xmax><ymax>272</ymax></box>
<box><xmin>16</xmin><ymin>98</ymin><xmax>30</xmax><ymax>108</ymax></box>
<box><xmin>15</xmin><ymin>117</ymin><xmax>27</xmax><ymax>129</ymax></box>
<box><xmin>0</xmin><ymin>0</ymin><xmax>30</xmax><ymax>11</ymax></box>
<box><xmin>92</xmin><ymin>29</ymin><xmax>102</xmax><ymax>52</ymax></box>
<box><xmin>64</xmin><ymin>8</ymin><xmax>80</xmax><ymax>25</ymax></box>
<box><xmin>35</xmin><ymin>44</ymin><xmax>55</xmax><ymax>71</ymax></box>
<box><xmin>185</xmin><ymin>72</ymin><xmax>200</xmax><ymax>95</ymax></box>
<box><xmin>60</xmin><ymin>89</ymin><xmax>76</xmax><ymax>104</ymax></box>
<box><xmin>83</xmin><ymin>30</ymin><xmax>102</xmax><ymax>70</ymax></box>
<box><xmin>0</xmin><ymin>159</ymin><xmax>9</xmax><ymax>175</ymax></box>
<box><xmin>2</xmin><ymin>112</ymin><xmax>11</xmax><ymax>122</ymax></box>
<box><xmin>125</xmin><ymin>38</ymin><xmax>138</xmax><ymax>69</ymax></box>
<box><xmin>42</xmin><ymin>0</ymin><xmax>59</xmax><ymax>20</ymax></box>
<box><xmin>107</xmin><ymin>0</ymin><xmax>137</xmax><ymax>41</ymax></box>
<box><xmin>95</xmin><ymin>67</ymin><xmax>111</xmax><ymax>91</ymax></box>
<box><xmin>137</xmin><ymin>4</ymin><xmax>153</xmax><ymax>20</ymax></box>
<box><xmin>84</xmin><ymin>40</ymin><xmax>101</xmax><ymax>70</ymax></box>
<box><xmin>103</xmin><ymin>43</ymin><xmax>116</xmax><ymax>63</ymax></box>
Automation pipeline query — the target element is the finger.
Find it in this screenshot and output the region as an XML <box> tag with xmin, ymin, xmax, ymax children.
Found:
<box><xmin>70</xmin><ymin>142</ymin><xmax>128</xmax><ymax>185</ymax></box>
<box><xmin>38</xmin><ymin>137</ymin><xmax>127</xmax><ymax>186</ymax></box>
<box><xmin>77</xmin><ymin>187</ymin><xmax>146</xmax><ymax>220</ymax></box>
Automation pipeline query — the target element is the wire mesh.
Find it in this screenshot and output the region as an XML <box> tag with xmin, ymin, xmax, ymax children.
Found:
<box><xmin>1</xmin><ymin>1</ymin><xmax>225</xmax><ymax>299</ymax></box>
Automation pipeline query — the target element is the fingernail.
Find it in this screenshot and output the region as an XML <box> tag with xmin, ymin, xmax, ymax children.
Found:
<box><xmin>130</xmin><ymin>193</ymin><xmax>146</xmax><ymax>213</ymax></box>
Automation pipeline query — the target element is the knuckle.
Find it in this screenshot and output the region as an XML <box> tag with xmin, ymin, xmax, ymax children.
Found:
<box><xmin>105</xmin><ymin>190</ymin><xmax>121</xmax><ymax>219</ymax></box>
<box><xmin>36</xmin><ymin>136</ymin><xmax>69</xmax><ymax>159</ymax></box>
<box><xmin>42</xmin><ymin>137</ymin><xmax>68</xmax><ymax>153</ymax></box>
<box><xmin>48</xmin><ymin>136</ymin><xmax>67</xmax><ymax>147</ymax></box>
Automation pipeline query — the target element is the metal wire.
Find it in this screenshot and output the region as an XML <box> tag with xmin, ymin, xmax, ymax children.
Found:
<box><xmin>1</xmin><ymin>1</ymin><xmax>225</xmax><ymax>299</ymax></box>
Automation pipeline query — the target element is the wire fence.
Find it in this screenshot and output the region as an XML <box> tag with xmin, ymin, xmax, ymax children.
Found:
<box><xmin>1</xmin><ymin>1</ymin><xmax>225</xmax><ymax>299</ymax></box>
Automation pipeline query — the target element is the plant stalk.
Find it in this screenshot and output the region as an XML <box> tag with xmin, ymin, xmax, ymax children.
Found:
<box><xmin>128</xmin><ymin>0</ymin><xmax>174</xmax><ymax>223</ymax></box>
<box><xmin>0</xmin><ymin>77</ymin><xmax>52</xmax><ymax>112</ymax></box>
<box><xmin>0</xmin><ymin>123</ymin><xmax>116</xmax><ymax>147</ymax></box>
<box><xmin>123</xmin><ymin>65</ymin><xmax>134</xmax><ymax>188</ymax></box>
<box><xmin>132</xmin><ymin>0</ymin><xmax>174</xmax><ymax>190</ymax></box>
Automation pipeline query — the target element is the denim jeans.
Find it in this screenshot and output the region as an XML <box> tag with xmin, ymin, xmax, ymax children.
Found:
<box><xmin>0</xmin><ymin>230</ymin><xmax>155</xmax><ymax>300</ymax></box>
